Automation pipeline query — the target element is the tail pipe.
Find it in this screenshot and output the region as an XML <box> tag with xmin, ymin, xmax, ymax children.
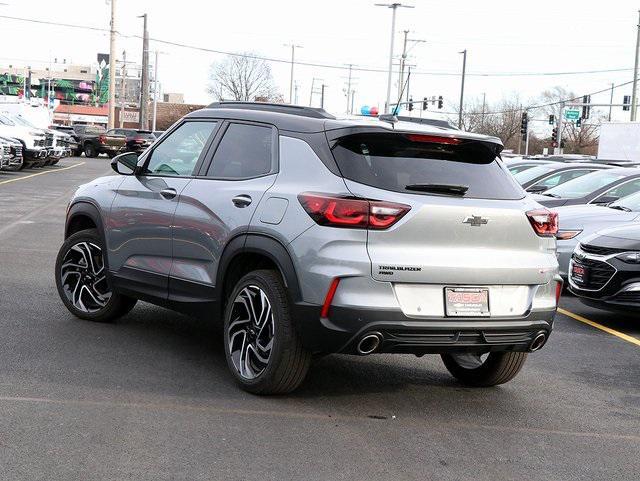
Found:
<box><xmin>529</xmin><ymin>331</ymin><xmax>548</xmax><ymax>352</ymax></box>
<box><xmin>356</xmin><ymin>332</ymin><xmax>383</xmax><ymax>355</ymax></box>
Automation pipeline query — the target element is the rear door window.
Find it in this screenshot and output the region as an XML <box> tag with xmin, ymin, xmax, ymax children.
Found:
<box><xmin>331</xmin><ymin>132</ymin><xmax>523</xmax><ymax>200</ymax></box>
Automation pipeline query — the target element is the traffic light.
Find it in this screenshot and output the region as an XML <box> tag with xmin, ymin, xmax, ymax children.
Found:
<box><xmin>623</xmin><ymin>95</ymin><xmax>631</xmax><ymax>111</ymax></box>
<box><xmin>520</xmin><ymin>112</ymin><xmax>528</xmax><ymax>135</ymax></box>
<box><xmin>408</xmin><ymin>97</ymin><xmax>413</xmax><ymax>111</ymax></box>
<box><xmin>548</xmin><ymin>114</ymin><xmax>555</xmax><ymax>125</ymax></box>
<box><xmin>437</xmin><ymin>95</ymin><xmax>443</xmax><ymax>109</ymax></box>
<box><xmin>576</xmin><ymin>117</ymin><xmax>582</xmax><ymax>128</ymax></box>
<box><xmin>551</xmin><ymin>127</ymin><xmax>558</xmax><ymax>143</ymax></box>
<box><xmin>582</xmin><ymin>95</ymin><xmax>591</xmax><ymax>119</ymax></box>
<box><xmin>423</xmin><ymin>97</ymin><xmax>428</xmax><ymax>110</ymax></box>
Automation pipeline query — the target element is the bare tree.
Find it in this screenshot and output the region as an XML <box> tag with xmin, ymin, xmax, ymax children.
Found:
<box><xmin>207</xmin><ymin>54</ymin><xmax>282</xmax><ymax>102</ymax></box>
<box><xmin>459</xmin><ymin>95</ymin><xmax>525</xmax><ymax>151</ymax></box>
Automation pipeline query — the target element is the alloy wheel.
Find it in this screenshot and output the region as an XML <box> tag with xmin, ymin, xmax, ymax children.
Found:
<box><xmin>59</xmin><ymin>241</ymin><xmax>111</xmax><ymax>313</ymax></box>
<box><xmin>227</xmin><ymin>285</ymin><xmax>275</xmax><ymax>380</ymax></box>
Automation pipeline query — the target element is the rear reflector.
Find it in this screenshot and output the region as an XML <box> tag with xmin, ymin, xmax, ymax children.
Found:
<box><xmin>555</xmin><ymin>281</ymin><xmax>563</xmax><ymax>304</ymax></box>
<box><xmin>526</xmin><ymin>209</ymin><xmax>558</xmax><ymax>237</ymax></box>
<box><xmin>321</xmin><ymin>278</ymin><xmax>340</xmax><ymax>318</ymax></box>
<box><xmin>298</xmin><ymin>192</ymin><xmax>410</xmax><ymax>230</ymax></box>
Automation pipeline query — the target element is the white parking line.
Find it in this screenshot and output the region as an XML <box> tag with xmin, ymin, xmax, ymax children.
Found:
<box><xmin>0</xmin><ymin>162</ymin><xmax>85</xmax><ymax>186</ymax></box>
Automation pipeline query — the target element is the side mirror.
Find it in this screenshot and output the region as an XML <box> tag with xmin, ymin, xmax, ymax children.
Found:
<box><xmin>593</xmin><ymin>195</ymin><xmax>619</xmax><ymax>205</ymax></box>
<box><xmin>111</xmin><ymin>152</ymin><xmax>139</xmax><ymax>175</ymax></box>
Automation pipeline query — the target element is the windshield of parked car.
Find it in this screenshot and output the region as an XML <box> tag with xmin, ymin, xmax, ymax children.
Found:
<box><xmin>513</xmin><ymin>164</ymin><xmax>561</xmax><ymax>184</ymax></box>
<box><xmin>543</xmin><ymin>171</ymin><xmax>628</xmax><ymax>199</ymax></box>
<box><xmin>611</xmin><ymin>191</ymin><xmax>640</xmax><ymax>211</ymax></box>
<box><xmin>331</xmin><ymin>132</ymin><xmax>524</xmax><ymax>200</ymax></box>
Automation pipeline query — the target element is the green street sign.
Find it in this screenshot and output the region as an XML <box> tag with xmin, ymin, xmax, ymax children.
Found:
<box><xmin>565</xmin><ymin>109</ymin><xmax>580</xmax><ymax>120</ymax></box>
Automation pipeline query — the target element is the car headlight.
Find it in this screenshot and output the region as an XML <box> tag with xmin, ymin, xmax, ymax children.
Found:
<box><xmin>616</xmin><ymin>252</ymin><xmax>640</xmax><ymax>263</ymax></box>
<box><xmin>556</xmin><ymin>229</ymin><xmax>582</xmax><ymax>240</ymax></box>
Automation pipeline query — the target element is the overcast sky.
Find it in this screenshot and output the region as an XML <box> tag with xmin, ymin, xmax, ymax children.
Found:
<box><xmin>1</xmin><ymin>0</ymin><xmax>639</xmax><ymax>122</ymax></box>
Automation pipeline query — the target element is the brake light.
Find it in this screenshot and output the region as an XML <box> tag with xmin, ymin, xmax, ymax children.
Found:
<box><xmin>526</xmin><ymin>209</ymin><xmax>558</xmax><ymax>237</ymax></box>
<box><xmin>98</xmin><ymin>134</ymin><xmax>106</xmax><ymax>144</ymax></box>
<box><xmin>405</xmin><ymin>134</ymin><xmax>462</xmax><ymax>145</ymax></box>
<box><xmin>298</xmin><ymin>193</ymin><xmax>410</xmax><ymax>230</ymax></box>
<box><xmin>134</xmin><ymin>137</ymin><xmax>145</xmax><ymax>143</ymax></box>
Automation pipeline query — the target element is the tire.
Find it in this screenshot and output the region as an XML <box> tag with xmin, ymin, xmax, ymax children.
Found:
<box><xmin>223</xmin><ymin>269</ymin><xmax>311</xmax><ymax>394</ymax></box>
<box><xmin>441</xmin><ymin>351</ymin><xmax>528</xmax><ymax>387</ymax></box>
<box><xmin>55</xmin><ymin>228</ymin><xmax>136</xmax><ymax>323</ymax></box>
<box><xmin>84</xmin><ymin>143</ymin><xmax>97</xmax><ymax>158</ymax></box>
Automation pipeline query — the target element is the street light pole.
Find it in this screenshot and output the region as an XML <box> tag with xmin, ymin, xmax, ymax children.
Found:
<box><xmin>375</xmin><ymin>3</ymin><xmax>413</xmax><ymax>114</ymax></box>
<box><xmin>108</xmin><ymin>0</ymin><xmax>117</xmax><ymax>129</ymax></box>
<box><xmin>152</xmin><ymin>50</ymin><xmax>159</xmax><ymax>131</ymax></box>
<box><xmin>458</xmin><ymin>49</ymin><xmax>467</xmax><ymax>129</ymax></box>
<box><xmin>632</xmin><ymin>10</ymin><xmax>640</xmax><ymax>121</ymax></box>
<box><xmin>138</xmin><ymin>13</ymin><xmax>149</xmax><ymax>130</ymax></box>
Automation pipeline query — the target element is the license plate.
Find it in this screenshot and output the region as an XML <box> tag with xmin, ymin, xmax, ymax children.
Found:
<box><xmin>445</xmin><ymin>287</ymin><xmax>490</xmax><ymax>317</ymax></box>
<box><xmin>571</xmin><ymin>262</ymin><xmax>589</xmax><ymax>284</ymax></box>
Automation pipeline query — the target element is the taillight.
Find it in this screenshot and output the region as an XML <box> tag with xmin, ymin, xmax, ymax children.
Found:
<box><xmin>404</xmin><ymin>134</ymin><xmax>462</xmax><ymax>145</ymax></box>
<box><xmin>98</xmin><ymin>134</ymin><xmax>106</xmax><ymax>144</ymax></box>
<box><xmin>298</xmin><ymin>192</ymin><xmax>410</xmax><ymax>230</ymax></box>
<box><xmin>526</xmin><ymin>209</ymin><xmax>558</xmax><ymax>237</ymax></box>
<box><xmin>134</xmin><ymin>137</ymin><xmax>145</xmax><ymax>143</ymax></box>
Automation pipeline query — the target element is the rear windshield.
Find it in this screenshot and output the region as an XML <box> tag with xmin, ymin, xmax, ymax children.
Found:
<box><xmin>330</xmin><ymin>132</ymin><xmax>523</xmax><ymax>200</ymax></box>
<box><xmin>544</xmin><ymin>171</ymin><xmax>628</xmax><ymax>199</ymax></box>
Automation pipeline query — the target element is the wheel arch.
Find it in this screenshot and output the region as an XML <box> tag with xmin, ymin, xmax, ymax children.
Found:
<box><xmin>65</xmin><ymin>201</ymin><xmax>105</xmax><ymax>240</ymax></box>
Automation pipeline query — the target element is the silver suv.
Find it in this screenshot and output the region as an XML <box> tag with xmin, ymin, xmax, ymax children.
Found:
<box><xmin>55</xmin><ymin>102</ymin><xmax>561</xmax><ymax>394</ymax></box>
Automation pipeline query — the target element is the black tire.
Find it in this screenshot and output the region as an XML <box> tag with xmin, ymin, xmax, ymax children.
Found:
<box><xmin>74</xmin><ymin>149</ymin><xmax>82</xmax><ymax>157</ymax></box>
<box><xmin>223</xmin><ymin>269</ymin><xmax>311</xmax><ymax>395</ymax></box>
<box><xmin>441</xmin><ymin>351</ymin><xmax>528</xmax><ymax>387</ymax></box>
<box><xmin>84</xmin><ymin>143</ymin><xmax>97</xmax><ymax>158</ymax></box>
<box><xmin>55</xmin><ymin>228</ymin><xmax>136</xmax><ymax>323</ymax></box>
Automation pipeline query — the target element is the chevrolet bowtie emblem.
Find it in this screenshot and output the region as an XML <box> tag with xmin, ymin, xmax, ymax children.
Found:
<box><xmin>463</xmin><ymin>215</ymin><xmax>489</xmax><ymax>227</ymax></box>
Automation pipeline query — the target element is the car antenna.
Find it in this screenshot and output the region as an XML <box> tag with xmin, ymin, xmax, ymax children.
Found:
<box><xmin>379</xmin><ymin>71</ymin><xmax>411</xmax><ymax>126</ymax></box>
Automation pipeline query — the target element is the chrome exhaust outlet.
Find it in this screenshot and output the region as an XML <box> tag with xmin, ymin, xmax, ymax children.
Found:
<box><xmin>356</xmin><ymin>332</ymin><xmax>382</xmax><ymax>355</ymax></box>
<box><xmin>529</xmin><ymin>332</ymin><xmax>547</xmax><ymax>352</ymax></box>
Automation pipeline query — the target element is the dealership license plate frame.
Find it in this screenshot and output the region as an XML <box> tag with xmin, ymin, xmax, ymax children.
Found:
<box><xmin>571</xmin><ymin>262</ymin><xmax>589</xmax><ymax>285</ymax></box>
<box><xmin>444</xmin><ymin>287</ymin><xmax>490</xmax><ymax>317</ymax></box>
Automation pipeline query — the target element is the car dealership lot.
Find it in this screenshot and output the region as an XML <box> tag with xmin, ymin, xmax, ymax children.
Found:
<box><xmin>0</xmin><ymin>159</ymin><xmax>639</xmax><ymax>480</ymax></box>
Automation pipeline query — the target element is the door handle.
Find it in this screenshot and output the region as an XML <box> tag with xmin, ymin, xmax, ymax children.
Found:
<box><xmin>160</xmin><ymin>188</ymin><xmax>177</xmax><ymax>199</ymax></box>
<box><xmin>232</xmin><ymin>194</ymin><xmax>252</xmax><ymax>208</ymax></box>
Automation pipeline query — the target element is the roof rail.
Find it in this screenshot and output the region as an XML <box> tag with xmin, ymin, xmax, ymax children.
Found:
<box><xmin>207</xmin><ymin>101</ymin><xmax>336</xmax><ymax>120</ymax></box>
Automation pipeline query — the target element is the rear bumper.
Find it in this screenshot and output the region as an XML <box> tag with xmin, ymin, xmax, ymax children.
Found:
<box><xmin>292</xmin><ymin>303</ymin><xmax>556</xmax><ymax>355</ymax></box>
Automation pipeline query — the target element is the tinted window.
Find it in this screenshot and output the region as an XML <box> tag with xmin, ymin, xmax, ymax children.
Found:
<box><xmin>331</xmin><ymin>133</ymin><xmax>523</xmax><ymax>200</ymax></box>
<box><xmin>544</xmin><ymin>171</ymin><xmax>628</xmax><ymax>199</ymax></box>
<box><xmin>534</xmin><ymin>169</ymin><xmax>595</xmax><ymax>189</ymax></box>
<box><xmin>144</xmin><ymin>121</ymin><xmax>217</xmax><ymax>177</ymax></box>
<box><xmin>508</xmin><ymin>165</ymin><xmax>537</xmax><ymax>174</ymax></box>
<box><xmin>207</xmin><ymin>123</ymin><xmax>274</xmax><ymax>179</ymax></box>
<box><xmin>513</xmin><ymin>164</ymin><xmax>560</xmax><ymax>184</ymax></box>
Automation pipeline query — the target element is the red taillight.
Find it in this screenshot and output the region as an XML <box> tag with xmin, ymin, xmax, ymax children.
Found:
<box><xmin>134</xmin><ymin>137</ymin><xmax>145</xmax><ymax>143</ymax></box>
<box><xmin>298</xmin><ymin>193</ymin><xmax>410</xmax><ymax>230</ymax></box>
<box><xmin>555</xmin><ymin>281</ymin><xmax>563</xmax><ymax>304</ymax></box>
<box><xmin>98</xmin><ymin>134</ymin><xmax>106</xmax><ymax>144</ymax></box>
<box><xmin>321</xmin><ymin>278</ymin><xmax>340</xmax><ymax>318</ymax></box>
<box><xmin>526</xmin><ymin>209</ymin><xmax>558</xmax><ymax>237</ymax></box>
<box><xmin>405</xmin><ymin>134</ymin><xmax>462</xmax><ymax>145</ymax></box>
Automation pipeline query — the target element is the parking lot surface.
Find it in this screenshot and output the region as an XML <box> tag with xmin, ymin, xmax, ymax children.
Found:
<box><xmin>1</xmin><ymin>158</ymin><xmax>639</xmax><ymax>481</ymax></box>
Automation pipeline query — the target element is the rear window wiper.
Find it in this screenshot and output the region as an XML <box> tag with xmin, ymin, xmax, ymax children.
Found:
<box><xmin>405</xmin><ymin>183</ymin><xmax>469</xmax><ymax>196</ymax></box>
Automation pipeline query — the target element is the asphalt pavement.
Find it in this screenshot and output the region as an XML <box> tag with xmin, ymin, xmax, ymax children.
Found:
<box><xmin>0</xmin><ymin>158</ymin><xmax>639</xmax><ymax>481</ymax></box>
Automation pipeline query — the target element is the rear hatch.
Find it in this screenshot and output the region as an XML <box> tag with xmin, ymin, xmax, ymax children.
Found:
<box><xmin>329</xmin><ymin>130</ymin><xmax>556</xmax><ymax>287</ymax></box>
<box><xmin>102</xmin><ymin>132</ymin><xmax>126</xmax><ymax>149</ymax></box>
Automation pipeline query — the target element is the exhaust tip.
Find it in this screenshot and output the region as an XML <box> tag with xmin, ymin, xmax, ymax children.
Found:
<box><xmin>529</xmin><ymin>332</ymin><xmax>547</xmax><ymax>352</ymax></box>
<box><xmin>356</xmin><ymin>332</ymin><xmax>382</xmax><ymax>355</ymax></box>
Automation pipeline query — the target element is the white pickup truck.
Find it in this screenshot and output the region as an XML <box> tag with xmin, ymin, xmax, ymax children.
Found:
<box><xmin>0</xmin><ymin>112</ymin><xmax>46</xmax><ymax>168</ymax></box>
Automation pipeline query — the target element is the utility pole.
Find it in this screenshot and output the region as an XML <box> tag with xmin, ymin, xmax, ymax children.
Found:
<box><xmin>632</xmin><ymin>10</ymin><xmax>640</xmax><ymax>121</ymax></box>
<box><xmin>406</xmin><ymin>65</ymin><xmax>411</xmax><ymax>102</ymax></box>
<box><xmin>557</xmin><ymin>102</ymin><xmax>564</xmax><ymax>154</ymax></box>
<box><xmin>152</xmin><ymin>50</ymin><xmax>159</xmax><ymax>131</ymax></box>
<box><xmin>525</xmin><ymin>110</ymin><xmax>531</xmax><ymax>156</ymax></box>
<box><xmin>120</xmin><ymin>50</ymin><xmax>126</xmax><ymax>128</ymax></box>
<box><xmin>375</xmin><ymin>3</ymin><xmax>414</xmax><ymax>114</ymax></box>
<box><xmin>398</xmin><ymin>30</ymin><xmax>409</xmax><ymax>100</ymax></box>
<box><xmin>285</xmin><ymin>43</ymin><xmax>302</xmax><ymax>104</ymax></box>
<box><xmin>346</xmin><ymin>64</ymin><xmax>353</xmax><ymax>114</ymax></box>
<box><xmin>320</xmin><ymin>84</ymin><xmax>326</xmax><ymax>109</ymax></box>
<box><xmin>458</xmin><ymin>49</ymin><xmax>467</xmax><ymax>129</ymax></box>
<box><xmin>139</xmin><ymin>13</ymin><xmax>149</xmax><ymax>130</ymax></box>
<box><xmin>108</xmin><ymin>0</ymin><xmax>116</xmax><ymax>129</ymax></box>
<box><xmin>609</xmin><ymin>82</ymin><xmax>614</xmax><ymax>122</ymax></box>
<box><xmin>480</xmin><ymin>92</ymin><xmax>486</xmax><ymax>131</ymax></box>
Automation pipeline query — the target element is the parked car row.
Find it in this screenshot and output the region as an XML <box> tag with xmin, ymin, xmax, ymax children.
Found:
<box><xmin>52</xmin><ymin>125</ymin><xmax>159</xmax><ymax>158</ymax></box>
<box><xmin>506</xmin><ymin>156</ymin><xmax>640</xmax><ymax>312</ymax></box>
<box><xmin>0</xmin><ymin>112</ymin><xmax>77</xmax><ymax>171</ymax></box>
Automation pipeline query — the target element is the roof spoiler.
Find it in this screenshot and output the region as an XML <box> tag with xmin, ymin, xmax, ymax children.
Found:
<box><xmin>207</xmin><ymin>101</ymin><xmax>336</xmax><ymax>120</ymax></box>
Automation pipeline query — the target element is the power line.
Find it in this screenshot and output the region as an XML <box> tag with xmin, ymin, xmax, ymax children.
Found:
<box><xmin>0</xmin><ymin>14</ymin><xmax>634</xmax><ymax>79</ymax></box>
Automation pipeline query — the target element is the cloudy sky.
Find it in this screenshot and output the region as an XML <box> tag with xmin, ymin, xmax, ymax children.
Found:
<box><xmin>1</xmin><ymin>0</ymin><xmax>638</xmax><ymax>121</ymax></box>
